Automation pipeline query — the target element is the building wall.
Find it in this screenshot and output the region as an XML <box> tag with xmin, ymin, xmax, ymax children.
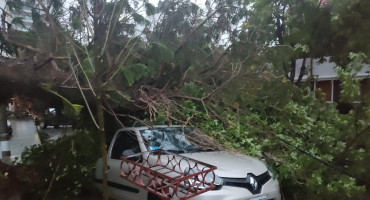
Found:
<box><xmin>314</xmin><ymin>78</ymin><xmax>369</xmax><ymax>103</ymax></box>
<box><xmin>0</xmin><ymin>0</ymin><xmax>34</xmax><ymax>31</ymax></box>
<box><xmin>361</xmin><ymin>79</ymin><xmax>370</xmax><ymax>98</ymax></box>
<box><xmin>294</xmin><ymin>57</ymin><xmax>370</xmax><ymax>103</ymax></box>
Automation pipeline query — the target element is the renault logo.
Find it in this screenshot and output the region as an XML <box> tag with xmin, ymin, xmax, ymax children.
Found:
<box><xmin>248</xmin><ymin>176</ymin><xmax>258</xmax><ymax>190</ymax></box>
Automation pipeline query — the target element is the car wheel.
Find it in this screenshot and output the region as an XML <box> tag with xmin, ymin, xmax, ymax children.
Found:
<box><xmin>147</xmin><ymin>193</ymin><xmax>161</xmax><ymax>200</ymax></box>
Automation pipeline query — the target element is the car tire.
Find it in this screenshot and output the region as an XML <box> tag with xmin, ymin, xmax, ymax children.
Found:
<box><xmin>147</xmin><ymin>193</ymin><xmax>161</xmax><ymax>200</ymax></box>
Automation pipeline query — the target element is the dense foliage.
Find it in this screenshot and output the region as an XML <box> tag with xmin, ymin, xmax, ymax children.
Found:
<box><xmin>1</xmin><ymin>0</ymin><xmax>370</xmax><ymax>199</ymax></box>
<box><xmin>18</xmin><ymin>129</ymin><xmax>100</xmax><ymax>199</ymax></box>
<box><xmin>171</xmin><ymin>55</ymin><xmax>369</xmax><ymax>199</ymax></box>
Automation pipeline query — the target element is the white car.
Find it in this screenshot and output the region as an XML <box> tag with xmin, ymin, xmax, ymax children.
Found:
<box><xmin>95</xmin><ymin>126</ymin><xmax>281</xmax><ymax>200</ymax></box>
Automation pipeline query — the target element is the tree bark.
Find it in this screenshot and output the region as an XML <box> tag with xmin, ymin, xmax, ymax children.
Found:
<box><xmin>0</xmin><ymin>160</ymin><xmax>41</xmax><ymax>200</ymax></box>
<box><xmin>289</xmin><ymin>59</ymin><xmax>297</xmax><ymax>83</ymax></box>
<box><xmin>97</xmin><ymin>95</ymin><xmax>108</xmax><ymax>200</ymax></box>
<box><xmin>0</xmin><ymin>56</ymin><xmax>66</xmax><ymax>89</ymax></box>
<box><xmin>0</xmin><ymin>103</ymin><xmax>6</xmax><ymax>134</ymax></box>
<box><xmin>93</xmin><ymin>1</ymin><xmax>109</xmax><ymax>198</ymax></box>
<box><xmin>296</xmin><ymin>57</ymin><xmax>307</xmax><ymax>86</ymax></box>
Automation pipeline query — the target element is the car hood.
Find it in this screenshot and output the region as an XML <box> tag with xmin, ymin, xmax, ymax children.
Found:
<box><xmin>182</xmin><ymin>151</ymin><xmax>267</xmax><ymax>178</ymax></box>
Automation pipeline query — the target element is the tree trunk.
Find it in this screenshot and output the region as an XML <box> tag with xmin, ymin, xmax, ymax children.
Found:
<box><xmin>0</xmin><ymin>103</ymin><xmax>7</xmax><ymax>134</ymax></box>
<box><xmin>0</xmin><ymin>160</ymin><xmax>41</xmax><ymax>200</ymax></box>
<box><xmin>296</xmin><ymin>57</ymin><xmax>307</xmax><ymax>86</ymax></box>
<box><xmin>97</xmin><ymin>95</ymin><xmax>109</xmax><ymax>200</ymax></box>
<box><xmin>93</xmin><ymin>1</ymin><xmax>109</xmax><ymax>196</ymax></box>
<box><xmin>289</xmin><ymin>59</ymin><xmax>297</xmax><ymax>83</ymax></box>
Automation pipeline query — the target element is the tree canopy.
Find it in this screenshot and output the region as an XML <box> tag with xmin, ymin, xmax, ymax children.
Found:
<box><xmin>0</xmin><ymin>0</ymin><xmax>370</xmax><ymax>199</ymax></box>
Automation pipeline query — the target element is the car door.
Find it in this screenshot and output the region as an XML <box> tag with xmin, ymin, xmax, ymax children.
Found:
<box><xmin>107</xmin><ymin>130</ymin><xmax>148</xmax><ymax>200</ymax></box>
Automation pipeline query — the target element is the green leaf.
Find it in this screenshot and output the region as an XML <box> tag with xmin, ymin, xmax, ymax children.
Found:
<box><xmin>294</xmin><ymin>43</ymin><xmax>309</xmax><ymax>53</ymax></box>
<box><xmin>120</xmin><ymin>63</ymin><xmax>147</xmax><ymax>86</ymax></box>
<box><xmin>7</xmin><ymin>0</ymin><xmax>23</xmax><ymax>11</ymax></box>
<box><xmin>11</xmin><ymin>17</ymin><xmax>25</xmax><ymax>27</ymax></box>
<box><xmin>81</xmin><ymin>58</ymin><xmax>95</xmax><ymax>78</ymax></box>
<box><xmin>150</xmin><ymin>42</ymin><xmax>174</xmax><ymax>64</ymax></box>
<box><xmin>132</xmin><ymin>13</ymin><xmax>147</xmax><ymax>25</ymax></box>
<box><xmin>145</xmin><ymin>3</ymin><xmax>156</xmax><ymax>16</ymax></box>
<box><xmin>41</xmin><ymin>84</ymin><xmax>83</xmax><ymax>116</ymax></box>
<box><xmin>116</xmin><ymin>91</ymin><xmax>131</xmax><ymax>101</ymax></box>
<box><xmin>105</xmin><ymin>91</ymin><xmax>131</xmax><ymax>108</ymax></box>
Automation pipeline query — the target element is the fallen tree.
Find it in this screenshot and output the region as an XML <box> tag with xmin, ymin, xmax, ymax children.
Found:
<box><xmin>0</xmin><ymin>160</ymin><xmax>40</xmax><ymax>200</ymax></box>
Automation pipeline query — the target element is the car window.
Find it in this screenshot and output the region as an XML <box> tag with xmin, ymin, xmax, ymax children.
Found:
<box><xmin>140</xmin><ymin>127</ymin><xmax>198</xmax><ymax>153</ymax></box>
<box><xmin>111</xmin><ymin>131</ymin><xmax>140</xmax><ymax>159</ymax></box>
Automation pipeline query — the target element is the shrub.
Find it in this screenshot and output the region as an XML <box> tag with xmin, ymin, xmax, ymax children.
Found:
<box><xmin>19</xmin><ymin>129</ymin><xmax>100</xmax><ymax>200</ymax></box>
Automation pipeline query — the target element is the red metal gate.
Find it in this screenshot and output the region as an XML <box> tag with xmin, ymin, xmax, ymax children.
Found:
<box><xmin>120</xmin><ymin>149</ymin><xmax>217</xmax><ymax>199</ymax></box>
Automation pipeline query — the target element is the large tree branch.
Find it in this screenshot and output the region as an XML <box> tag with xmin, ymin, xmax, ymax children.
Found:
<box><xmin>289</xmin><ymin>58</ymin><xmax>296</xmax><ymax>82</ymax></box>
<box><xmin>199</xmin><ymin>44</ymin><xmax>232</xmax><ymax>75</ymax></box>
<box><xmin>174</xmin><ymin>7</ymin><xmax>222</xmax><ymax>55</ymax></box>
<box><xmin>296</xmin><ymin>57</ymin><xmax>307</xmax><ymax>86</ymax></box>
<box><xmin>170</xmin><ymin>67</ymin><xmax>241</xmax><ymax>102</ymax></box>
<box><xmin>343</xmin><ymin>125</ymin><xmax>370</xmax><ymax>155</ymax></box>
<box><xmin>37</xmin><ymin>0</ymin><xmax>61</xmax><ymax>47</ymax></box>
<box><xmin>0</xmin><ymin>57</ymin><xmax>65</xmax><ymax>85</ymax></box>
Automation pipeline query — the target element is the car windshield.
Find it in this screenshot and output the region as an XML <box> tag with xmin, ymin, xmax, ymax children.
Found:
<box><xmin>140</xmin><ymin>127</ymin><xmax>200</xmax><ymax>153</ymax></box>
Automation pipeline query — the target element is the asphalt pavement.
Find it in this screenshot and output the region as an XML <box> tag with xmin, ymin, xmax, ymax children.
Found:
<box><xmin>0</xmin><ymin>118</ymin><xmax>40</xmax><ymax>162</ymax></box>
<box><xmin>0</xmin><ymin>118</ymin><xmax>71</xmax><ymax>163</ymax></box>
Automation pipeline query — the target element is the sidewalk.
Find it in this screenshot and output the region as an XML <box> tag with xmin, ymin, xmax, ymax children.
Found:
<box><xmin>0</xmin><ymin>118</ymin><xmax>41</xmax><ymax>162</ymax></box>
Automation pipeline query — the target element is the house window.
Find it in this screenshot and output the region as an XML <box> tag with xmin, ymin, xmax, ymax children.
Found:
<box><xmin>314</xmin><ymin>78</ymin><xmax>369</xmax><ymax>103</ymax></box>
<box><xmin>316</xmin><ymin>80</ymin><xmax>332</xmax><ymax>102</ymax></box>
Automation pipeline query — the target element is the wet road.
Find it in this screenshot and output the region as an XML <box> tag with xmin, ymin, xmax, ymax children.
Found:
<box><xmin>0</xmin><ymin>118</ymin><xmax>72</xmax><ymax>164</ymax></box>
<box><xmin>0</xmin><ymin>118</ymin><xmax>40</xmax><ymax>161</ymax></box>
